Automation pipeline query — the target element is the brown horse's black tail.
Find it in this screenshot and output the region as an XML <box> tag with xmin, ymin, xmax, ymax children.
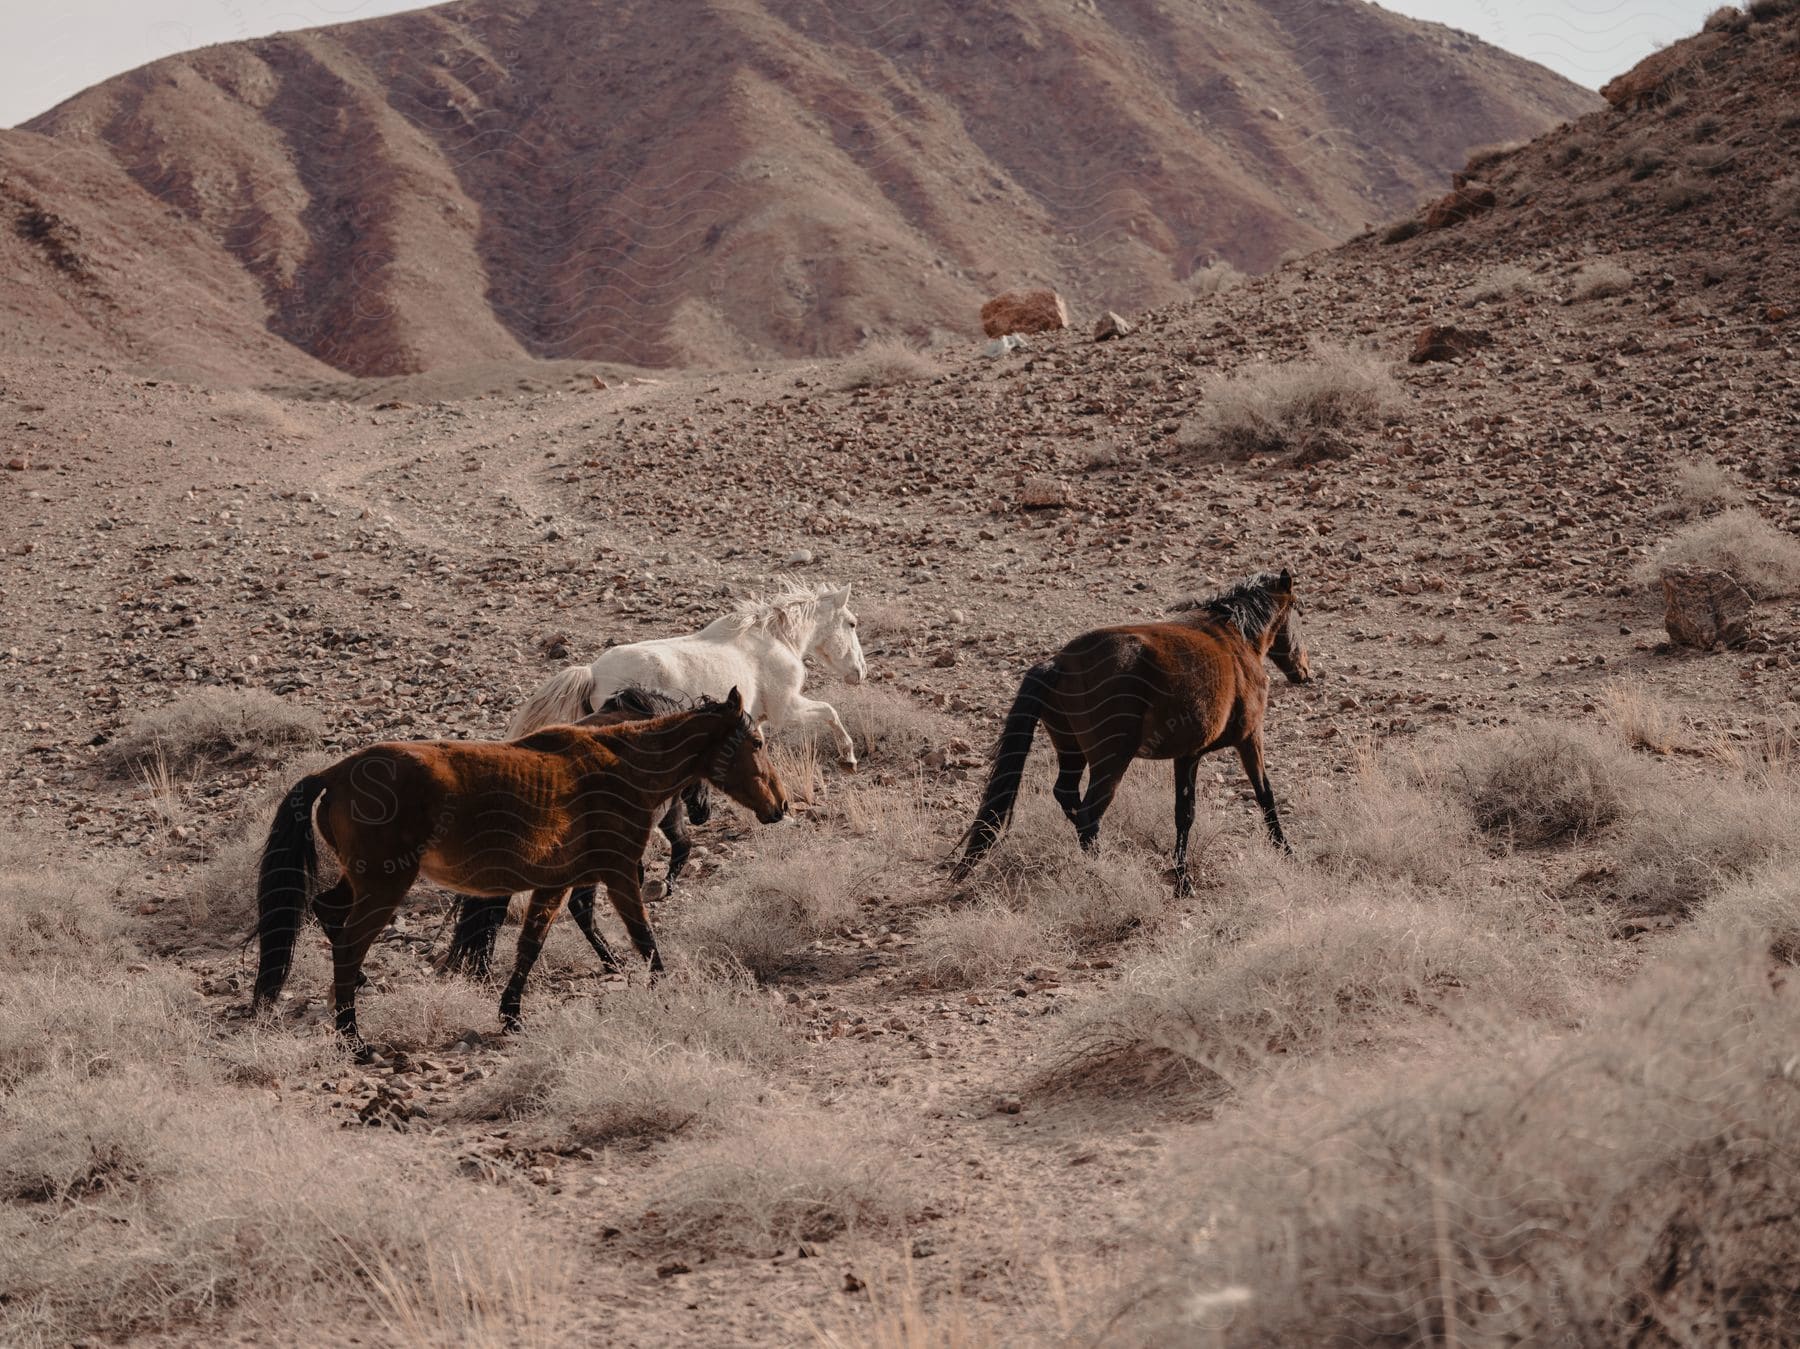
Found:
<box><xmin>253</xmin><ymin>773</ymin><xmax>328</xmax><ymax>1010</ymax></box>
<box><xmin>955</xmin><ymin>661</ymin><xmax>1058</xmax><ymax>876</ymax></box>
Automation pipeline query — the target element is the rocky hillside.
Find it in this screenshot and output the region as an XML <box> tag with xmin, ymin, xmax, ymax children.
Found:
<box><xmin>15</xmin><ymin>0</ymin><xmax>1593</xmax><ymax>377</ymax></box>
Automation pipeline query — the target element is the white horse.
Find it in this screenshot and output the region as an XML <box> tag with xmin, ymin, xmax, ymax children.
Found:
<box><xmin>509</xmin><ymin>582</ymin><xmax>868</xmax><ymax>767</ymax></box>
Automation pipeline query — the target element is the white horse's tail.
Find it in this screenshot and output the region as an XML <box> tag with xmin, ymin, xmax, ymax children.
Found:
<box><xmin>508</xmin><ymin>665</ymin><xmax>596</xmax><ymax>738</ymax></box>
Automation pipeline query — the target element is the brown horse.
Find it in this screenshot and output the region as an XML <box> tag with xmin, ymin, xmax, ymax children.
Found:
<box><xmin>954</xmin><ymin>570</ymin><xmax>1312</xmax><ymax>894</ymax></box>
<box><xmin>443</xmin><ymin>687</ymin><xmax>714</xmax><ymax>979</ymax></box>
<box><xmin>251</xmin><ymin>689</ymin><xmax>787</xmax><ymax>1049</ymax></box>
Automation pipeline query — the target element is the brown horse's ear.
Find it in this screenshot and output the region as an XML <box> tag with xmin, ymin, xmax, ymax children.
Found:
<box><xmin>1277</xmin><ymin>568</ymin><xmax>1293</xmax><ymax>592</ymax></box>
<box><xmin>725</xmin><ymin>686</ymin><xmax>743</xmax><ymax>713</ymax></box>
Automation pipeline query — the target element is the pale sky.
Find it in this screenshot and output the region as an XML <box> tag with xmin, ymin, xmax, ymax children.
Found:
<box><xmin>2</xmin><ymin>0</ymin><xmax>1726</xmax><ymax>130</ymax></box>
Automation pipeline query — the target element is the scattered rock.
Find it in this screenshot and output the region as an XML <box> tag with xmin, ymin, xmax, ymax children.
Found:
<box><xmin>1661</xmin><ymin>567</ymin><xmax>1754</xmax><ymax>650</ymax></box>
<box><xmin>784</xmin><ymin>548</ymin><xmax>814</xmax><ymax>566</ymax></box>
<box><xmin>656</xmin><ymin>1260</ymin><xmax>692</xmax><ymax>1279</ymax></box>
<box><xmin>1600</xmin><ymin>32</ymin><xmax>1725</xmax><ymax>109</ymax></box>
<box><xmin>1092</xmin><ymin>310</ymin><xmax>1134</xmax><ymax>342</ymax></box>
<box><xmin>995</xmin><ymin>1095</ymin><xmax>1024</xmax><ymax>1114</ymax></box>
<box><xmin>1409</xmin><ymin>324</ymin><xmax>1494</xmax><ymax>363</ymax></box>
<box><xmin>981</xmin><ymin>289</ymin><xmax>1068</xmax><ymax>338</ymax></box>
<box><xmin>590</xmin><ymin>374</ymin><xmax>608</xmax><ymax>390</ymax></box>
<box><xmin>983</xmin><ymin>334</ymin><xmax>1028</xmax><ymax>358</ymax></box>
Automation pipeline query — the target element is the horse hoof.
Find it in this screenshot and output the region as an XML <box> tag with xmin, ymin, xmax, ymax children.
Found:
<box><xmin>351</xmin><ymin>1041</ymin><xmax>377</xmax><ymax>1065</ymax></box>
<box><xmin>500</xmin><ymin>1011</ymin><xmax>523</xmax><ymax>1035</ymax></box>
<box><xmin>838</xmin><ymin>757</ymin><xmax>859</xmax><ymax>773</ymax></box>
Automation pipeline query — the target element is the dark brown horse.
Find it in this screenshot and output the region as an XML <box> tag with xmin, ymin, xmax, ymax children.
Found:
<box><xmin>443</xmin><ymin>687</ymin><xmax>712</xmax><ymax>978</ymax></box>
<box><xmin>251</xmin><ymin>689</ymin><xmax>787</xmax><ymax>1049</ymax></box>
<box><xmin>954</xmin><ymin>570</ymin><xmax>1312</xmax><ymax>894</ymax></box>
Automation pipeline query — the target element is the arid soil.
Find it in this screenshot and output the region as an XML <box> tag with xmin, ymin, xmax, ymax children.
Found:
<box><xmin>10</xmin><ymin>0</ymin><xmax>1591</xmax><ymax>379</ymax></box>
<box><xmin>2</xmin><ymin>11</ymin><xmax>1799</xmax><ymax>1348</ymax></box>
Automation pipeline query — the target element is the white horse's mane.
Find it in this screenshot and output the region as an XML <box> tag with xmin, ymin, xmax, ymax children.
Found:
<box><xmin>712</xmin><ymin>580</ymin><xmax>839</xmax><ymax>647</ymax></box>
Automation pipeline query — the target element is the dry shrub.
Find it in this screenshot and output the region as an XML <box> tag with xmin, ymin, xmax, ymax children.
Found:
<box><xmin>1450</xmin><ymin>724</ymin><xmax>1638</xmax><ymax>846</ymax></box>
<box><xmin>1462</xmin><ymin>139</ymin><xmax>1521</xmax><ymax>175</ymax></box>
<box><xmin>1380</xmin><ymin>217</ymin><xmax>1421</xmax><ymax>245</ymax></box>
<box><xmin>1099</xmin><ymin>942</ymin><xmax>1800</xmax><ymax>1344</ymax></box>
<box><xmin>0</xmin><ymin>843</ymin><xmax>132</xmax><ymax>972</ymax></box>
<box><xmin>358</xmin><ymin>972</ymin><xmax>496</xmax><ymax>1052</ymax></box>
<box><xmin>0</xmin><ymin>970</ymin><xmax>202</xmax><ymax>1091</ymax></box>
<box><xmin>1749</xmin><ymin>0</ymin><xmax>1800</xmax><ymax>19</ymax></box>
<box><xmin>840</xmin><ymin>778</ymin><xmax>944</xmax><ymax>866</ymax></box>
<box><xmin>1304</xmin><ymin>750</ymin><xmax>1479</xmax><ymax>886</ymax></box>
<box><xmin>0</xmin><ymin>1069</ymin><xmax>561</xmax><ymax>1344</ymax></box>
<box><xmin>1051</xmin><ymin>857</ymin><xmax>1562</xmax><ymax>1087</ymax></box>
<box><xmin>1637</xmin><ymin>508</ymin><xmax>1800</xmax><ymax>597</ymax></box>
<box><xmin>1598</xmin><ymin>678</ymin><xmax>1693</xmax><ymax>755</ymax></box>
<box><xmin>1052</xmin><ymin>880</ymin><xmax>1558</xmax><ymax>1092</ymax></box>
<box><xmin>1461</xmin><ymin>263</ymin><xmax>1541</xmax><ymax>303</ymax></box>
<box><xmin>648</xmin><ymin>1111</ymin><xmax>911</xmax><ymax>1252</ymax></box>
<box><xmin>912</xmin><ymin>901</ymin><xmax>1056</xmax><ymax>988</ymax></box>
<box><xmin>1190</xmin><ymin>261</ymin><xmax>1243</xmax><ymax>295</ymax></box>
<box><xmin>675</xmin><ymin>832</ymin><xmax>874</xmax><ymax>976</ymax></box>
<box><xmin>830</xmin><ymin>684</ymin><xmax>957</xmax><ymax>768</ymax></box>
<box><xmin>1177</xmin><ymin>344</ymin><xmax>1398</xmax><ymax>460</ymax></box>
<box><xmin>835</xmin><ymin>338</ymin><xmax>939</xmax><ymax>391</ymax></box>
<box><xmin>103</xmin><ymin>688</ymin><xmax>323</xmax><ymax>776</ymax></box>
<box><xmin>1655</xmin><ymin>173</ymin><xmax>1709</xmax><ymax>212</ymax></box>
<box><xmin>1612</xmin><ymin>774</ymin><xmax>1800</xmax><ymax>917</ymax></box>
<box><xmin>453</xmin><ymin>966</ymin><xmax>791</xmax><ymax>1146</ymax></box>
<box><xmin>1569</xmin><ymin>259</ymin><xmax>1633</xmax><ymax>301</ymax></box>
<box><xmin>1661</xmin><ymin>456</ymin><xmax>1748</xmax><ymax>518</ymax></box>
<box><xmin>1693</xmin><ymin>859</ymin><xmax>1800</xmax><ymax>963</ymax></box>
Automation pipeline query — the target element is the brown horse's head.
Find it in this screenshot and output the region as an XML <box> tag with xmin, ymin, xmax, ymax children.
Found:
<box><xmin>707</xmin><ymin>687</ymin><xmax>789</xmax><ymax>823</ymax></box>
<box><xmin>1267</xmin><ymin>569</ymin><xmax>1313</xmax><ymax>685</ymax></box>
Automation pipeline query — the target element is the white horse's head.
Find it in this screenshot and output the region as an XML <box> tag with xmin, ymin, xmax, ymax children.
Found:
<box><xmin>809</xmin><ymin>584</ymin><xmax>866</xmax><ymax>685</ymax></box>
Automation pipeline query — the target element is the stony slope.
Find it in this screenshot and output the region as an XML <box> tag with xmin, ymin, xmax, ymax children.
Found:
<box><xmin>18</xmin><ymin>0</ymin><xmax>1593</xmax><ymax>376</ymax></box>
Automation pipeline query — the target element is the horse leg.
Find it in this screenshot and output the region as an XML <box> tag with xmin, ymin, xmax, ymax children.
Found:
<box><xmin>498</xmin><ymin>887</ymin><xmax>568</xmax><ymax>1032</ymax></box>
<box><xmin>311</xmin><ymin>879</ymin><xmax>373</xmax><ymax>991</ymax></box>
<box><xmin>331</xmin><ymin>873</ymin><xmax>414</xmax><ymax>1056</ymax></box>
<box><xmin>787</xmin><ymin>694</ymin><xmax>857</xmax><ymax>768</ymax></box>
<box><xmin>1046</xmin><ymin>725</ymin><xmax>1086</xmax><ymax>832</ymax></box>
<box><xmin>565</xmin><ymin>884</ymin><xmax>622</xmax><ymax>971</ymax></box>
<box><xmin>1172</xmin><ymin>754</ymin><xmax>1201</xmax><ymax>896</ymax></box>
<box><xmin>444</xmin><ymin>896</ymin><xmax>507</xmax><ymax>977</ymax></box>
<box><xmin>660</xmin><ymin>801</ymin><xmax>693</xmax><ymax>892</ymax></box>
<box><xmin>1236</xmin><ymin>734</ymin><xmax>1292</xmax><ymax>854</ymax></box>
<box><xmin>601</xmin><ymin>863</ymin><xmax>664</xmax><ymax>976</ymax></box>
<box><xmin>1075</xmin><ymin>747</ymin><xmax>1133</xmax><ymax>853</ymax></box>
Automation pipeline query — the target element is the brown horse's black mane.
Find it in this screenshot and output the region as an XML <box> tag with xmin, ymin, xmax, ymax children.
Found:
<box><xmin>1169</xmin><ymin>572</ymin><xmax>1286</xmax><ymax>641</ymax></box>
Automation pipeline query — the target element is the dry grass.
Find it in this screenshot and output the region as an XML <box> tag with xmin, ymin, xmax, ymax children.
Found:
<box><xmin>1051</xmin><ymin>877</ymin><xmax>1564</xmax><ymax>1092</ymax></box>
<box><xmin>1461</xmin><ymin>263</ymin><xmax>1541</xmax><ymax>303</ymax></box>
<box><xmin>674</xmin><ymin>831</ymin><xmax>875</xmax><ymax>976</ymax></box>
<box><xmin>1660</xmin><ymin>457</ymin><xmax>1748</xmax><ymax>518</ymax></box>
<box><xmin>1692</xmin><ymin>859</ymin><xmax>1800</xmax><ymax>963</ymax></box>
<box><xmin>1637</xmin><ymin>508</ymin><xmax>1800</xmax><ymax>597</ymax></box>
<box><xmin>1098</xmin><ymin>940</ymin><xmax>1800</xmax><ymax>1344</ymax></box>
<box><xmin>0</xmin><ymin>842</ymin><xmax>133</xmax><ymax>973</ymax></box>
<box><xmin>912</xmin><ymin>901</ymin><xmax>1057</xmax><ymax>988</ymax></box>
<box><xmin>834</xmin><ymin>338</ymin><xmax>939</xmax><ymax>391</ymax></box>
<box><xmin>648</xmin><ymin>1110</ymin><xmax>912</xmax><ymax>1252</ymax></box>
<box><xmin>1462</xmin><ymin>139</ymin><xmax>1521</xmax><ymax>175</ymax></box>
<box><xmin>1655</xmin><ymin>173</ymin><xmax>1709</xmax><ymax>212</ymax></box>
<box><xmin>102</xmin><ymin>688</ymin><xmax>323</xmax><ymax>776</ymax></box>
<box><xmin>1450</xmin><ymin>724</ymin><xmax>1639</xmax><ymax>847</ymax></box>
<box><xmin>1611</xmin><ymin>774</ymin><xmax>1800</xmax><ymax>917</ymax></box>
<box><xmin>0</xmin><ymin>1068</ymin><xmax>562</xmax><ymax>1344</ymax></box>
<box><xmin>1568</xmin><ymin>258</ymin><xmax>1633</xmax><ymax>301</ymax></box>
<box><xmin>0</xmin><ymin>969</ymin><xmax>203</xmax><ymax>1091</ymax></box>
<box><xmin>1303</xmin><ymin>748</ymin><xmax>1479</xmax><ymax>886</ymax></box>
<box><xmin>1598</xmin><ymin>679</ymin><xmax>1694</xmax><ymax>755</ymax></box>
<box><xmin>452</xmin><ymin>967</ymin><xmax>791</xmax><ymax>1146</ymax></box>
<box><xmin>359</xmin><ymin>972</ymin><xmax>497</xmax><ymax>1052</ymax></box>
<box><xmin>1177</xmin><ymin>344</ymin><xmax>1398</xmax><ymax>460</ymax></box>
<box><xmin>830</xmin><ymin>684</ymin><xmax>957</xmax><ymax>768</ymax></box>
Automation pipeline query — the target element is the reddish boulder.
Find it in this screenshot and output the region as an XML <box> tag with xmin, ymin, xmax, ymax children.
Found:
<box><xmin>981</xmin><ymin>290</ymin><xmax>1069</xmax><ymax>338</ymax></box>
<box><xmin>1661</xmin><ymin>568</ymin><xmax>1754</xmax><ymax>650</ymax></box>
<box><xmin>1092</xmin><ymin>310</ymin><xmax>1134</xmax><ymax>341</ymax></box>
<box><xmin>1409</xmin><ymin>325</ymin><xmax>1493</xmax><ymax>363</ymax></box>
<box><xmin>1424</xmin><ymin>184</ymin><xmax>1496</xmax><ymax>231</ymax></box>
